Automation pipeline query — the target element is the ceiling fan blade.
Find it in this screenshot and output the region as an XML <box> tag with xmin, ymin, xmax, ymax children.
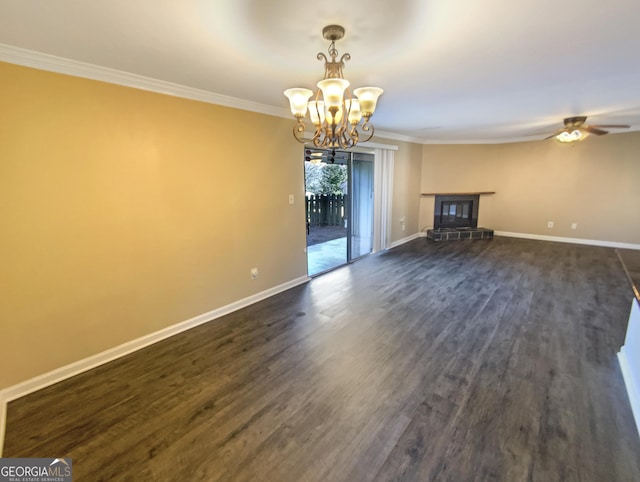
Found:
<box><xmin>544</xmin><ymin>128</ymin><xmax>569</xmax><ymax>140</ymax></box>
<box><xmin>588</xmin><ymin>124</ymin><xmax>630</xmax><ymax>129</ymax></box>
<box><xmin>564</xmin><ymin>116</ymin><xmax>587</xmax><ymax>127</ymax></box>
<box><xmin>581</xmin><ymin>126</ymin><xmax>608</xmax><ymax>135</ymax></box>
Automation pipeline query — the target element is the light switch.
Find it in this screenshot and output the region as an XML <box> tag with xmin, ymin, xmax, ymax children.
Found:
<box><xmin>289</xmin><ymin>194</ymin><xmax>294</xmax><ymax>204</ymax></box>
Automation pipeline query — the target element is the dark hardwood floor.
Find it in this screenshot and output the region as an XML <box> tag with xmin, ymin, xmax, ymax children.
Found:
<box><xmin>4</xmin><ymin>237</ymin><xmax>640</xmax><ymax>481</ymax></box>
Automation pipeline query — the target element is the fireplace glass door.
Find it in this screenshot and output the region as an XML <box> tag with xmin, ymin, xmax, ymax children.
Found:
<box><xmin>440</xmin><ymin>201</ymin><xmax>473</xmax><ymax>227</ymax></box>
<box><xmin>434</xmin><ymin>194</ymin><xmax>480</xmax><ymax>229</ymax></box>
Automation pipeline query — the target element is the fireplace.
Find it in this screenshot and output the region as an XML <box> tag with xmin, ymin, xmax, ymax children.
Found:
<box><xmin>434</xmin><ymin>194</ymin><xmax>479</xmax><ymax>229</ymax></box>
<box><xmin>425</xmin><ymin>192</ymin><xmax>494</xmax><ymax>241</ymax></box>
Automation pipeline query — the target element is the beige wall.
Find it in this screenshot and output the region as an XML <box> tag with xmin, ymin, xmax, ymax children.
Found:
<box><xmin>0</xmin><ymin>62</ymin><xmax>309</xmax><ymax>389</ymax></box>
<box><xmin>420</xmin><ymin>134</ymin><xmax>640</xmax><ymax>244</ymax></box>
<box><xmin>0</xmin><ymin>61</ymin><xmax>426</xmax><ymax>390</ymax></box>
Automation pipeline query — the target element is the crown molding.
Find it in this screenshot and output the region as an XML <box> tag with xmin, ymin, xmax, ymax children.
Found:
<box><xmin>373</xmin><ymin>129</ymin><xmax>426</xmax><ymax>144</ymax></box>
<box><xmin>0</xmin><ymin>43</ymin><xmax>488</xmax><ymax>146</ymax></box>
<box><xmin>3</xmin><ymin>44</ymin><xmax>639</xmax><ymax>147</ymax></box>
<box><xmin>0</xmin><ymin>44</ymin><xmax>425</xmax><ymax>145</ymax></box>
<box><xmin>0</xmin><ymin>43</ymin><xmax>291</xmax><ymax>119</ymax></box>
<box><xmin>1</xmin><ymin>43</ymin><xmax>508</xmax><ymax>146</ymax></box>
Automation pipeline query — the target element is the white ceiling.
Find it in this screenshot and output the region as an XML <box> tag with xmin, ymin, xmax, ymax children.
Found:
<box><xmin>1</xmin><ymin>0</ymin><xmax>640</xmax><ymax>144</ymax></box>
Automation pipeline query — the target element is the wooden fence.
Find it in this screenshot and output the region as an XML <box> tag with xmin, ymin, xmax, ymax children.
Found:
<box><xmin>306</xmin><ymin>194</ymin><xmax>346</xmax><ymax>227</ymax></box>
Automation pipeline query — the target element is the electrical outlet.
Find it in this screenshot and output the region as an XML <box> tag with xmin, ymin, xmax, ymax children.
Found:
<box><xmin>250</xmin><ymin>268</ymin><xmax>258</xmax><ymax>279</ymax></box>
<box><xmin>571</xmin><ymin>223</ymin><xmax>577</xmax><ymax>230</ymax></box>
<box><xmin>547</xmin><ymin>221</ymin><xmax>554</xmax><ymax>228</ymax></box>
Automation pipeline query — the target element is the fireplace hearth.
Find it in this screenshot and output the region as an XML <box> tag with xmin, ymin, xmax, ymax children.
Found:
<box><xmin>425</xmin><ymin>192</ymin><xmax>494</xmax><ymax>242</ymax></box>
<box><xmin>427</xmin><ymin>227</ymin><xmax>494</xmax><ymax>241</ymax></box>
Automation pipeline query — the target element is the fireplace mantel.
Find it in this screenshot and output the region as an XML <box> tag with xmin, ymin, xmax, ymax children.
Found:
<box><xmin>421</xmin><ymin>191</ymin><xmax>495</xmax><ymax>196</ymax></box>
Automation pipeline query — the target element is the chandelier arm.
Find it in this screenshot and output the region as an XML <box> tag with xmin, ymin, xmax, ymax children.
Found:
<box><xmin>340</xmin><ymin>130</ymin><xmax>354</xmax><ymax>149</ymax></box>
<box><xmin>359</xmin><ymin>119</ymin><xmax>375</xmax><ymax>143</ymax></box>
<box><xmin>330</xmin><ymin>54</ymin><xmax>350</xmax><ymax>79</ymax></box>
<box><xmin>350</xmin><ymin>127</ymin><xmax>358</xmax><ymax>147</ymax></box>
<box><xmin>292</xmin><ymin>119</ymin><xmax>308</xmax><ymax>143</ymax></box>
<box><xmin>312</xmin><ymin>130</ymin><xmax>325</xmax><ymax>148</ymax></box>
<box><xmin>348</xmin><ymin>126</ymin><xmax>359</xmax><ymax>145</ymax></box>
<box><xmin>329</xmin><ymin>126</ymin><xmax>338</xmax><ymax>148</ymax></box>
<box><xmin>334</xmin><ymin>125</ymin><xmax>344</xmax><ymax>149</ymax></box>
<box><xmin>317</xmin><ymin>53</ymin><xmax>333</xmax><ymax>79</ymax></box>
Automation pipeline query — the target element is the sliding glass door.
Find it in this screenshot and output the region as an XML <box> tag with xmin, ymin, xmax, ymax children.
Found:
<box><xmin>349</xmin><ymin>153</ymin><xmax>374</xmax><ymax>260</ymax></box>
<box><xmin>305</xmin><ymin>149</ymin><xmax>374</xmax><ymax>276</ymax></box>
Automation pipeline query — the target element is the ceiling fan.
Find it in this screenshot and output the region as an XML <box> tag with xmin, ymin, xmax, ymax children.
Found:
<box><xmin>546</xmin><ymin>116</ymin><xmax>630</xmax><ymax>142</ymax></box>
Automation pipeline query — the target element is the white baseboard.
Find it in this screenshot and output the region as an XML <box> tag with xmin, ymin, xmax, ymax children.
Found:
<box><xmin>618</xmin><ymin>346</ymin><xmax>640</xmax><ymax>439</ymax></box>
<box><xmin>388</xmin><ymin>232</ymin><xmax>421</xmax><ymax>249</ymax></box>
<box><xmin>0</xmin><ymin>275</ymin><xmax>310</xmax><ymax>455</ymax></box>
<box><xmin>495</xmin><ymin>231</ymin><xmax>640</xmax><ymax>250</ymax></box>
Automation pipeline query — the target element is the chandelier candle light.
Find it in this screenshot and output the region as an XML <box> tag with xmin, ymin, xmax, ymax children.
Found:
<box><xmin>284</xmin><ymin>25</ymin><xmax>383</xmax><ymax>149</ymax></box>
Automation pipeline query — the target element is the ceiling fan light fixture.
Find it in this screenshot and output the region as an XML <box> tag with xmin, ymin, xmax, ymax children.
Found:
<box><xmin>556</xmin><ymin>129</ymin><xmax>585</xmax><ymax>143</ymax></box>
<box><xmin>548</xmin><ymin>116</ymin><xmax>630</xmax><ymax>143</ymax></box>
<box><xmin>284</xmin><ymin>25</ymin><xmax>383</xmax><ymax>149</ymax></box>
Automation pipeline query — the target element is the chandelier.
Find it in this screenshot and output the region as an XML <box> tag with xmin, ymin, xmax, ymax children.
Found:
<box><xmin>284</xmin><ymin>25</ymin><xmax>383</xmax><ymax>149</ymax></box>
